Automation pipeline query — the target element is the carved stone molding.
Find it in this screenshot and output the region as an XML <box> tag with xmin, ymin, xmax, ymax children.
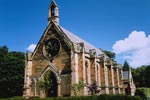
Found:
<box><xmin>73</xmin><ymin>42</ymin><xmax>84</xmax><ymax>53</ymax></box>
<box><xmin>89</xmin><ymin>49</ymin><xmax>96</xmax><ymax>58</ymax></box>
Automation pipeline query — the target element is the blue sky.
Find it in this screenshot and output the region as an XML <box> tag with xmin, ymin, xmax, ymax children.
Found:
<box><xmin>0</xmin><ymin>0</ymin><xmax>150</xmax><ymax>67</ymax></box>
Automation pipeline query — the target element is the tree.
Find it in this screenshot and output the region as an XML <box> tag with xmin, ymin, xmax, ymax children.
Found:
<box><xmin>123</xmin><ymin>61</ymin><xmax>130</xmax><ymax>71</ymax></box>
<box><xmin>103</xmin><ymin>50</ymin><xmax>116</xmax><ymax>59</ymax></box>
<box><xmin>0</xmin><ymin>46</ymin><xmax>25</xmax><ymax>98</ymax></box>
<box><xmin>143</xmin><ymin>66</ymin><xmax>150</xmax><ymax>87</ymax></box>
<box><xmin>0</xmin><ymin>45</ymin><xmax>8</xmax><ymax>55</ymax></box>
<box><xmin>135</xmin><ymin>88</ymin><xmax>147</xmax><ymax>100</ymax></box>
<box><xmin>132</xmin><ymin>65</ymin><xmax>150</xmax><ymax>88</ymax></box>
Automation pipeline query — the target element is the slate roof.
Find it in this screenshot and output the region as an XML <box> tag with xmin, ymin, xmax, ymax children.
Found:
<box><xmin>60</xmin><ymin>26</ymin><xmax>106</xmax><ymax>57</ymax></box>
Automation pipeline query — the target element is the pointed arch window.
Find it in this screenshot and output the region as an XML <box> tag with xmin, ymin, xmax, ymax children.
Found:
<box><xmin>51</xmin><ymin>5</ymin><xmax>55</xmax><ymax>16</ymax></box>
<box><xmin>96</xmin><ymin>64</ymin><xmax>99</xmax><ymax>83</ymax></box>
<box><xmin>85</xmin><ymin>60</ymin><xmax>89</xmax><ymax>84</ymax></box>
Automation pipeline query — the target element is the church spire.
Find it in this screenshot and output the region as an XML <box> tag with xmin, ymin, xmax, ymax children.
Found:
<box><xmin>48</xmin><ymin>0</ymin><xmax>59</xmax><ymax>25</ymax></box>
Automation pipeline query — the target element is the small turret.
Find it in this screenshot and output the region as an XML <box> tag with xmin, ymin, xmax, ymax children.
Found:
<box><xmin>48</xmin><ymin>0</ymin><xmax>59</xmax><ymax>25</ymax></box>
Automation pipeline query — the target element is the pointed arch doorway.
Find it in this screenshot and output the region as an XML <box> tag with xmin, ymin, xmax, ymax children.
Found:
<box><xmin>41</xmin><ymin>64</ymin><xmax>61</xmax><ymax>97</ymax></box>
<box><xmin>47</xmin><ymin>71</ymin><xmax>58</xmax><ymax>97</ymax></box>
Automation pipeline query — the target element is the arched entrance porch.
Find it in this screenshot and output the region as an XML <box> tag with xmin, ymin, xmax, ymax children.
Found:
<box><xmin>47</xmin><ymin>71</ymin><xmax>58</xmax><ymax>97</ymax></box>
<box><xmin>40</xmin><ymin>64</ymin><xmax>61</xmax><ymax>97</ymax></box>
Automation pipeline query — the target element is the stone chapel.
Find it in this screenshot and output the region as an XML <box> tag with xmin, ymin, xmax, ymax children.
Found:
<box><xmin>23</xmin><ymin>0</ymin><xmax>135</xmax><ymax>98</ymax></box>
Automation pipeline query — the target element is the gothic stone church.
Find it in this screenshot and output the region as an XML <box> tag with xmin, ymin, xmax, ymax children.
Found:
<box><xmin>23</xmin><ymin>0</ymin><xmax>135</xmax><ymax>98</ymax></box>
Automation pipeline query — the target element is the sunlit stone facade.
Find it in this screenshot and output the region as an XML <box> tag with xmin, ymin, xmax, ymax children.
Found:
<box><xmin>23</xmin><ymin>0</ymin><xmax>135</xmax><ymax>98</ymax></box>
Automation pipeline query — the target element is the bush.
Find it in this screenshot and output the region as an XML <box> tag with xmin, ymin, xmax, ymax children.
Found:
<box><xmin>147</xmin><ymin>97</ymin><xmax>150</xmax><ymax>100</ymax></box>
<box><xmin>0</xmin><ymin>95</ymin><xmax>141</xmax><ymax>100</ymax></box>
<box><xmin>71</xmin><ymin>81</ymin><xmax>84</xmax><ymax>96</ymax></box>
<box><xmin>135</xmin><ymin>88</ymin><xmax>150</xmax><ymax>100</ymax></box>
<box><xmin>97</xmin><ymin>94</ymin><xmax>109</xmax><ymax>100</ymax></box>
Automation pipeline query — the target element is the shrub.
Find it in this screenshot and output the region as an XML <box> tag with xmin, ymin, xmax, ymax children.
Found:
<box><xmin>135</xmin><ymin>88</ymin><xmax>147</xmax><ymax>100</ymax></box>
<box><xmin>147</xmin><ymin>97</ymin><xmax>150</xmax><ymax>100</ymax></box>
<box><xmin>97</xmin><ymin>94</ymin><xmax>109</xmax><ymax>100</ymax></box>
<box><xmin>71</xmin><ymin>81</ymin><xmax>84</xmax><ymax>96</ymax></box>
<box><xmin>0</xmin><ymin>95</ymin><xmax>141</xmax><ymax>100</ymax></box>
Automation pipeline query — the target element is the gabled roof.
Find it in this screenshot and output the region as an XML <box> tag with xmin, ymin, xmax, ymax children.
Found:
<box><xmin>31</xmin><ymin>20</ymin><xmax>107</xmax><ymax>58</ymax></box>
<box><xmin>58</xmin><ymin>26</ymin><xmax>106</xmax><ymax>57</ymax></box>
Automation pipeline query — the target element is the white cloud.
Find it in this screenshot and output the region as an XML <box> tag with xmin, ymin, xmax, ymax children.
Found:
<box><xmin>27</xmin><ymin>44</ymin><xmax>36</xmax><ymax>52</ymax></box>
<box><xmin>112</xmin><ymin>31</ymin><xmax>150</xmax><ymax>67</ymax></box>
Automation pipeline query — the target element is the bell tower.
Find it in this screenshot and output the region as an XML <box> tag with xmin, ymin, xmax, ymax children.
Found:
<box><xmin>48</xmin><ymin>0</ymin><xmax>59</xmax><ymax>25</ymax></box>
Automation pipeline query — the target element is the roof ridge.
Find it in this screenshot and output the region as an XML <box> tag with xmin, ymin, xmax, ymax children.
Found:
<box><xmin>60</xmin><ymin>26</ymin><xmax>105</xmax><ymax>56</ymax></box>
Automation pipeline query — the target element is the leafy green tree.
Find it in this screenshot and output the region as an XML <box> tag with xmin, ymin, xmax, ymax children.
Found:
<box><xmin>132</xmin><ymin>65</ymin><xmax>150</xmax><ymax>88</ymax></box>
<box><xmin>103</xmin><ymin>50</ymin><xmax>116</xmax><ymax>59</ymax></box>
<box><xmin>143</xmin><ymin>66</ymin><xmax>150</xmax><ymax>87</ymax></box>
<box><xmin>132</xmin><ymin>66</ymin><xmax>145</xmax><ymax>87</ymax></box>
<box><xmin>0</xmin><ymin>46</ymin><xmax>25</xmax><ymax>98</ymax></box>
<box><xmin>135</xmin><ymin>88</ymin><xmax>147</xmax><ymax>100</ymax></box>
